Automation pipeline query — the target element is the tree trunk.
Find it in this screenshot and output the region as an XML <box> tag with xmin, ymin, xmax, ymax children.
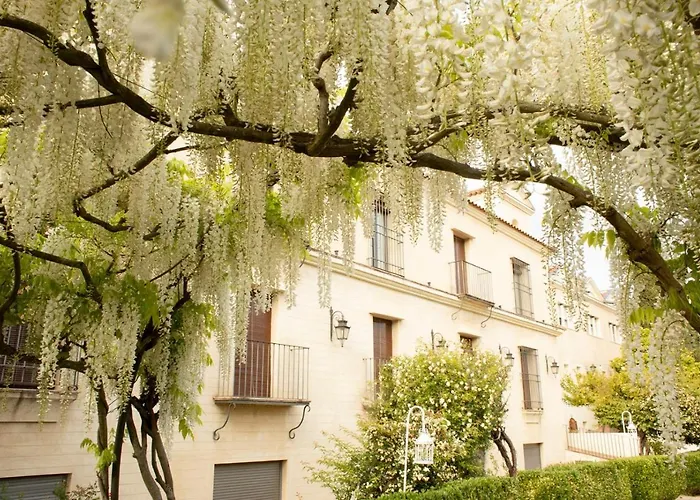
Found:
<box><xmin>492</xmin><ymin>427</ymin><xmax>518</xmax><ymax>477</ymax></box>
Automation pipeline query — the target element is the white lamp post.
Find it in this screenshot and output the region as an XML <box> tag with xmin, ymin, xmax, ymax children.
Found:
<box><xmin>403</xmin><ymin>405</ymin><xmax>435</xmax><ymax>492</ymax></box>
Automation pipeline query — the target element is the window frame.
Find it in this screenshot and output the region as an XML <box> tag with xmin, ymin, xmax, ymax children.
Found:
<box><xmin>511</xmin><ymin>258</ymin><xmax>534</xmax><ymax>318</ymax></box>
<box><xmin>587</xmin><ymin>315</ymin><xmax>601</xmax><ymax>338</ymax></box>
<box><xmin>519</xmin><ymin>346</ymin><xmax>543</xmax><ymax>410</ymax></box>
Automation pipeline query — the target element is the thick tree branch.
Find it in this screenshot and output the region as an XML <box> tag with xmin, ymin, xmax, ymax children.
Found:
<box><xmin>307</xmin><ymin>62</ymin><xmax>361</xmax><ymax>156</ymax></box>
<box><xmin>0</xmin><ymin>245</ymin><xmax>20</xmax><ymax>331</ymax></box>
<box><xmin>150</xmin><ymin>413</ymin><xmax>175</xmax><ymax>500</ymax></box>
<box><xmin>412</xmin><ymin>152</ymin><xmax>700</xmax><ymax>334</ymax></box>
<box><xmin>73</xmin><ymin>201</ymin><xmax>129</xmax><ymax>232</ymax></box>
<box><xmin>96</xmin><ymin>385</ymin><xmax>111</xmax><ymax>500</ymax></box>
<box><xmin>126</xmin><ymin>405</ymin><xmax>164</xmax><ymax>500</ymax></box>
<box><xmin>310</xmin><ymin>48</ymin><xmax>334</xmax><ymax>139</ymax></box>
<box><xmin>77</xmin><ymin>132</ymin><xmax>179</xmax><ymax>201</ymax></box>
<box><xmin>0</xmin><ymin>235</ymin><xmax>102</xmax><ymax>305</ymax></box>
<box><xmin>0</xmin><ymin>95</ymin><xmax>123</xmax><ymax>124</ymax></box>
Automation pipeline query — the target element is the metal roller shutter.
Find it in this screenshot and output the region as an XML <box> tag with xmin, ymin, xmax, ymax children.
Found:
<box><xmin>213</xmin><ymin>461</ymin><xmax>282</xmax><ymax>500</ymax></box>
<box><xmin>0</xmin><ymin>474</ymin><xmax>67</xmax><ymax>499</ymax></box>
<box><xmin>523</xmin><ymin>443</ymin><xmax>542</xmax><ymax>470</ymax></box>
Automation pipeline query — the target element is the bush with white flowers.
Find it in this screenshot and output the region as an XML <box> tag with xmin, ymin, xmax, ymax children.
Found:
<box><xmin>308</xmin><ymin>347</ymin><xmax>509</xmax><ymax>499</ymax></box>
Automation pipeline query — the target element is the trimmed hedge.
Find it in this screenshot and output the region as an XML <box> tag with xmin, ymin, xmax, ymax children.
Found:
<box><xmin>686</xmin><ymin>452</ymin><xmax>700</xmax><ymax>495</ymax></box>
<box><xmin>377</xmin><ymin>452</ymin><xmax>700</xmax><ymax>500</ymax></box>
<box><xmin>611</xmin><ymin>456</ymin><xmax>685</xmax><ymax>500</ymax></box>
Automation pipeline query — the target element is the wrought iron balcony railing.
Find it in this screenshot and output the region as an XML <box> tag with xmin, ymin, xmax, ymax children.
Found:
<box><xmin>368</xmin><ymin>224</ymin><xmax>404</xmax><ymax>277</ymax></box>
<box><xmin>216</xmin><ymin>340</ymin><xmax>310</xmax><ymax>405</ymax></box>
<box><xmin>449</xmin><ymin>260</ymin><xmax>494</xmax><ymax>303</ymax></box>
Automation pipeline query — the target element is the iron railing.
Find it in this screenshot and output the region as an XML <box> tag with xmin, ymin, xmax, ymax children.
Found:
<box><xmin>520</xmin><ymin>347</ymin><xmax>542</xmax><ymax>410</ymax></box>
<box><xmin>217</xmin><ymin>340</ymin><xmax>310</xmax><ymax>403</ymax></box>
<box><xmin>363</xmin><ymin>357</ymin><xmax>390</xmax><ymax>400</ymax></box>
<box><xmin>566</xmin><ymin>430</ymin><xmax>640</xmax><ymax>459</ymax></box>
<box><xmin>0</xmin><ymin>357</ymin><xmax>39</xmax><ymax>389</ymax></box>
<box><xmin>449</xmin><ymin>261</ymin><xmax>494</xmax><ymax>303</ymax></box>
<box><xmin>369</xmin><ymin>224</ymin><xmax>404</xmax><ymax>276</ymax></box>
<box><xmin>521</xmin><ymin>373</ymin><xmax>543</xmax><ymax>410</ymax></box>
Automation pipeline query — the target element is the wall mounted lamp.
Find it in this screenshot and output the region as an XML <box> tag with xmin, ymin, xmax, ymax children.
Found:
<box><xmin>545</xmin><ymin>356</ymin><xmax>559</xmax><ymax>375</ymax></box>
<box><xmin>430</xmin><ymin>330</ymin><xmax>446</xmax><ymax>351</ymax></box>
<box><xmin>330</xmin><ymin>308</ymin><xmax>351</xmax><ymax>347</ymax></box>
<box><xmin>498</xmin><ymin>345</ymin><xmax>515</xmax><ymax>368</ymax></box>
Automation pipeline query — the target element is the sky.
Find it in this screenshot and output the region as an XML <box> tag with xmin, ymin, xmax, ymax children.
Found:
<box><xmin>528</xmin><ymin>185</ymin><xmax>611</xmax><ymax>290</ymax></box>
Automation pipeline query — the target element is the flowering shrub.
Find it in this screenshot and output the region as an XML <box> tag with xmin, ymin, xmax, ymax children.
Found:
<box><xmin>308</xmin><ymin>347</ymin><xmax>509</xmax><ymax>498</ymax></box>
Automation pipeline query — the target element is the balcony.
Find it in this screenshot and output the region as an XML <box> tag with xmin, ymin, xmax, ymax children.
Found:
<box><xmin>215</xmin><ymin>340</ymin><xmax>310</xmax><ymax>406</ymax></box>
<box><xmin>363</xmin><ymin>357</ymin><xmax>390</xmax><ymax>401</ymax></box>
<box><xmin>449</xmin><ymin>261</ymin><xmax>494</xmax><ymax>303</ymax></box>
<box><xmin>369</xmin><ymin>225</ymin><xmax>404</xmax><ymax>277</ymax></box>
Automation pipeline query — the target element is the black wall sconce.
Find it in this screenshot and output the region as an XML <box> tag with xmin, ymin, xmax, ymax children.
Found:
<box><xmin>431</xmin><ymin>330</ymin><xmax>446</xmax><ymax>350</ymax></box>
<box><xmin>330</xmin><ymin>308</ymin><xmax>351</xmax><ymax>347</ymax></box>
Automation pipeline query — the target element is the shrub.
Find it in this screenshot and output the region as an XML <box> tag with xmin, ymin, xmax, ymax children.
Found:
<box><xmin>377</xmin><ymin>477</ymin><xmax>516</xmax><ymax>500</ymax></box>
<box><xmin>308</xmin><ymin>348</ymin><xmax>510</xmax><ymax>499</ymax></box>
<box><xmin>517</xmin><ymin>462</ymin><xmax>631</xmax><ymax>500</ymax></box>
<box><xmin>612</xmin><ymin>456</ymin><xmax>685</xmax><ymax>500</ymax></box>
<box><xmin>684</xmin><ymin>452</ymin><xmax>700</xmax><ymax>495</ymax></box>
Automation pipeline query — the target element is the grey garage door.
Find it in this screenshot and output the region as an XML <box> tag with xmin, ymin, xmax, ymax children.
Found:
<box><xmin>0</xmin><ymin>474</ymin><xmax>67</xmax><ymax>500</ymax></box>
<box><xmin>523</xmin><ymin>443</ymin><xmax>542</xmax><ymax>470</ymax></box>
<box><xmin>213</xmin><ymin>461</ymin><xmax>282</xmax><ymax>500</ymax></box>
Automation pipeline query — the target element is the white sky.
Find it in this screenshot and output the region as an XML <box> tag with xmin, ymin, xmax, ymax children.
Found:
<box><xmin>528</xmin><ymin>185</ymin><xmax>611</xmax><ymax>290</ymax></box>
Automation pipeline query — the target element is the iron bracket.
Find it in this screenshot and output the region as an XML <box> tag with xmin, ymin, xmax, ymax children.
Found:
<box><xmin>213</xmin><ymin>403</ymin><xmax>235</xmax><ymax>441</ymax></box>
<box><xmin>288</xmin><ymin>403</ymin><xmax>311</xmax><ymax>439</ymax></box>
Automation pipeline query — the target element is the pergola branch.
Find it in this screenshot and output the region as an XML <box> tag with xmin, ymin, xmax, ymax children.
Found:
<box><xmin>0</xmin><ymin>234</ymin><xmax>102</xmax><ymax>305</ymax></box>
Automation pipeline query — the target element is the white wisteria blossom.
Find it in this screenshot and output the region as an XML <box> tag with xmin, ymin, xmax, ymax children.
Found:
<box><xmin>1</xmin><ymin>0</ymin><xmax>700</xmax><ymax>497</ymax></box>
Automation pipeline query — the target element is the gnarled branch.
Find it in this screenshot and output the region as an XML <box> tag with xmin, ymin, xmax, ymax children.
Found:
<box><xmin>0</xmin><ymin>234</ymin><xmax>102</xmax><ymax>305</ymax></box>
<box><xmin>77</xmin><ymin>132</ymin><xmax>179</xmax><ymax>201</ymax></box>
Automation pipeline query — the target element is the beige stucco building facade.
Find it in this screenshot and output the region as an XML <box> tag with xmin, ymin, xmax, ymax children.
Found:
<box><xmin>0</xmin><ymin>190</ymin><xmax>622</xmax><ymax>499</ymax></box>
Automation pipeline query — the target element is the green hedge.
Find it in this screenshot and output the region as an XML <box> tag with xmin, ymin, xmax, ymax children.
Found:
<box><xmin>611</xmin><ymin>456</ymin><xmax>685</xmax><ymax>500</ymax></box>
<box><xmin>685</xmin><ymin>452</ymin><xmax>700</xmax><ymax>495</ymax></box>
<box><xmin>377</xmin><ymin>452</ymin><xmax>700</xmax><ymax>500</ymax></box>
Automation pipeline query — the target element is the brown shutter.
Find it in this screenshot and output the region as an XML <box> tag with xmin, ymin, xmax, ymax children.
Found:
<box><xmin>372</xmin><ymin>318</ymin><xmax>392</xmax><ymax>387</ymax></box>
<box><xmin>454</xmin><ymin>236</ymin><xmax>466</xmax><ymax>295</ymax></box>
<box><xmin>233</xmin><ymin>304</ymin><xmax>272</xmax><ymax>398</ymax></box>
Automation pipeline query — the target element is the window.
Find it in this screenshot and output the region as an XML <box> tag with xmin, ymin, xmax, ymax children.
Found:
<box><xmin>609</xmin><ymin>323</ymin><xmax>619</xmax><ymax>343</ymax></box>
<box><xmin>523</xmin><ymin>443</ymin><xmax>542</xmax><ymax>469</ymax></box>
<box><xmin>519</xmin><ymin>347</ymin><xmax>542</xmax><ymax>410</ymax></box>
<box><xmin>557</xmin><ymin>303</ymin><xmax>569</xmax><ymax>328</ymax></box>
<box><xmin>0</xmin><ymin>474</ymin><xmax>69</xmax><ymax>499</ymax></box>
<box><xmin>370</xmin><ymin>201</ymin><xmax>404</xmax><ymax>276</ymax></box>
<box><xmin>0</xmin><ymin>325</ymin><xmax>39</xmax><ymax>389</ymax></box>
<box><xmin>459</xmin><ymin>334</ymin><xmax>477</xmax><ymax>353</ymax></box>
<box><xmin>512</xmin><ymin>258</ymin><xmax>534</xmax><ymax>318</ymax></box>
<box><xmin>587</xmin><ymin>315</ymin><xmax>601</xmax><ymax>337</ymax></box>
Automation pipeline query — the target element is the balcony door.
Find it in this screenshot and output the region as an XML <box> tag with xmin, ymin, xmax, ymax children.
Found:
<box><xmin>454</xmin><ymin>235</ymin><xmax>467</xmax><ymax>295</ymax></box>
<box><xmin>233</xmin><ymin>305</ymin><xmax>272</xmax><ymax>398</ymax></box>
